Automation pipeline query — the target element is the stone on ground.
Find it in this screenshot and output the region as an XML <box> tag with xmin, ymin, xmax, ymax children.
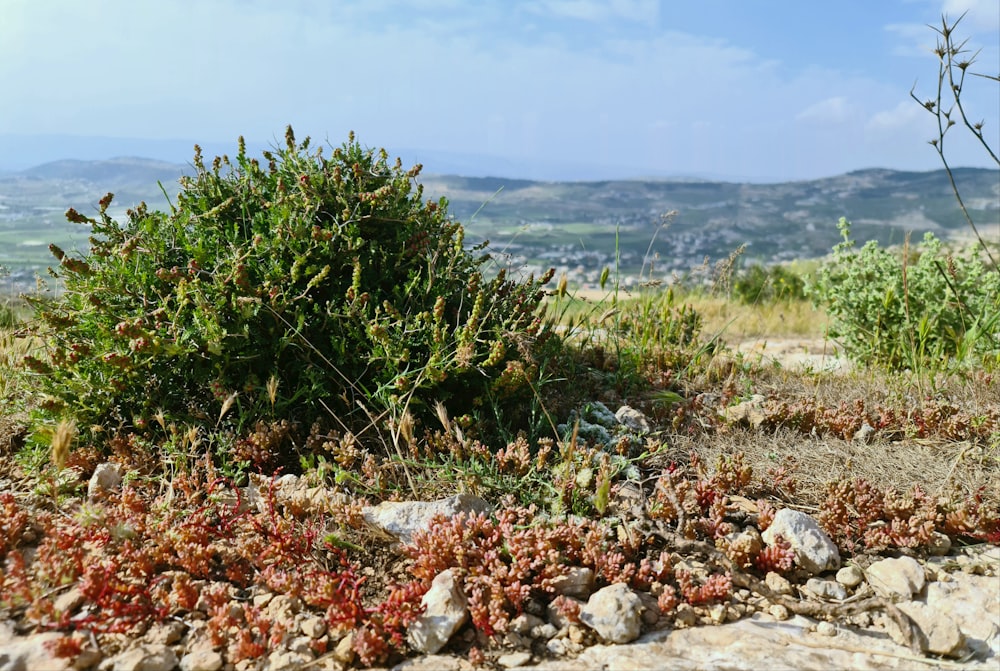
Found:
<box><xmin>579</xmin><ymin>583</ymin><xmax>644</xmax><ymax>644</ymax></box>
<box><xmin>761</xmin><ymin>508</ymin><xmax>840</xmax><ymax>574</ymax></box>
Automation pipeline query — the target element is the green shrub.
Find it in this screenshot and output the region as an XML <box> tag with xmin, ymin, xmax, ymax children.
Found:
<box><xmin>27</xmin><ymin>128</ymin><xmax>554</xmax><ymax>454</ymax></box>
<box><xmin>733</xmin><ymin>263</ymin><xmax>806</xmax><ymax>304</ymax></box>
<box><xmin>808</xmin><ymin>218</ymin><xmax>1000</xmax><ymax>369</ymax></box>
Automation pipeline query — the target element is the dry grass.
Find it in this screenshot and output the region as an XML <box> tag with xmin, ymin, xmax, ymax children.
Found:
<box><xmin>663</xmin><ymin>426</ymin><xmax>998</xmax><ymax>511</ymax></box>
<box><xmin>659</xmin><ymin>355</ymin><xmax>1000</xmax><ymax>519</ymax></box>
<box><xmin>684</xmin><ymin>294</ymin><xmax>828</xmax><ymax>344</ymax></box>
<box><xmin>547</xmin><ymin>289</ymin><xmax>828</xmax><ymax>345</ymax></box>
<box><xmin>0</xmin><ymin>330</ymin><xmax>37</xmax><ymax>405</ymax></box>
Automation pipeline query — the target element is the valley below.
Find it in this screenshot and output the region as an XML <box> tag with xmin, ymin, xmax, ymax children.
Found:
<box><xmin>1</xmin><ymin>157</ymin><xmax>997</xmax><ymax>294</ymax></box>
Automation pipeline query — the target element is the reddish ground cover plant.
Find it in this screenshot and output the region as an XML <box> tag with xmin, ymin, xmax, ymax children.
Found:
<box><xmin>0</xmin><ymin>435</ymin><xmax>997</xmax><ymax>667</ymax></box>
<box><xmin>758</xmin><ymin>396</ymin><xmax>1000</xmax><ymax>443</ymax></box>
<box><xmin>0</xmin><ymin>467</ymin><xmax>419</xmax><ymax>666</ymax></box>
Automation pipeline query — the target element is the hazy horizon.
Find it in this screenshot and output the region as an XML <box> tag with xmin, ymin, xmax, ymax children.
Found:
<box><xmin>3</xmin><ymin>132</ymin><xmax>995</xmax><ymax>184</ymax></box>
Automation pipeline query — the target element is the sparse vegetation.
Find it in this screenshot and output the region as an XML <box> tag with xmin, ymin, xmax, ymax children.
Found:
<box><xmin>0</xmin><ymin>15</ymin><xmax>997</xmax><ymax>669</ymax></box>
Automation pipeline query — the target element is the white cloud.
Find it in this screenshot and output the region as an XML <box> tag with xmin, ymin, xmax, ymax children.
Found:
<box><xmin>795</xmin><ymin>97</ymin><xmax>857</xmax><ymax>124</ymax></box>
<box><xmin>887</xmin><ymin>0</ymin><xmax>999</xmax><ymax>59</ymax></box>
<box><xmin>867</xmin><ymin>100</ymin><xmax>926</xmax><ymax>131</ymax></box>
<box><xmin>524</xmin><ymin>0</ymin><xmax>658</xmax><ymax>23</ymax></box>
<box><xmin>941</xmin><ymin>0</ymin><xmax>1000</xmax><ymax>32</ymax></box>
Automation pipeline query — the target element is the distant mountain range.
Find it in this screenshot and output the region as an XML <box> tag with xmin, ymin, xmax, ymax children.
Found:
<box><xmin>0</xmin><ymin>133</ymin><xmax>775</xmax><ymax>182</ymax></box>
<box><xmin>1</xmin><ymin>157</ymin><xmax>997</xmax><ymax>289</ymax></box>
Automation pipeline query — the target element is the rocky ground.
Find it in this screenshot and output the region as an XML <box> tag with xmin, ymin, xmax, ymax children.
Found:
<box><xmin>1</xmin><ymin>341</ymin><xmax>997</xmax><ymax>671</ymax></box>
<box><xmin>1</xmin><ymin>477</ymin><xmax>997</xmax><ymax>671</ymax></box>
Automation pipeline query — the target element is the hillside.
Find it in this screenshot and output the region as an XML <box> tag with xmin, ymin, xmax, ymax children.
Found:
<box><xmin>423</xmin><ymin>167</ymin><xmax>999</xmax><ymax>285</ymax></box>
<box><xmin>1</xmin><ymin>157</ymin><xmax>997</xmax><ymax>290</ymax></box>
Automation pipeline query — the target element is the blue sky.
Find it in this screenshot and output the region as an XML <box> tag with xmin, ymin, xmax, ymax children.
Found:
<box><xmin>1</xmin><ymin>0</ymin><xmax>998</xmax><ymax>181</ymax></box>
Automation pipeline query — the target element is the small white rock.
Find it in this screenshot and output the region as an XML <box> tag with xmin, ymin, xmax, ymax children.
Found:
<box><xmin>407</xmin><ymin>569</ymin><xmax>469</xmax><ymax>654</ymax></box>
<box><xmin>761</xmin><ymin>509</ymin><xmax>840</xmax><ymax>575</ymax></box>
<box><xmin>866</xmin><ymin>556</ymin><xmax>926</xmax><ymax>600</ymax></box>
<box><xmin>764</xmin><ymin>572</ymin><xmax>793</xmax><ymax>596</ymax></box>
<box><xmin>497</xmin><ymin>651</ymin><xmax>534</xmax><ymax>668</ymax></box>
<box><xmin>896</xmin><ymin>601</ymin><xmax>968</xmax><ymax>657</ymax></box>
<box><xmin>579</xmin><ymin>583</ymin><xmax>644</xmax><ymax>644</ymax></box>
<box><xmin>546</xmin><ymin>638</ymin><xmax>568</xmax><ymax>656</ymax></box>
<box><xmin>110</xmin><ymin>644</ymin><xmax>178</xmax><ymax>671</ymax></box>
<box><xmin>927</xmin><ymin>532</ymin><xmax>952</xmax><ymax>557</ymax></box>
<box><xmin>835</xmin><ymin>565</ymin><xmax>864</xmax><ymax>589</ymax></box>
<box><xmin>615</xmin><ymin>405</ymin><xmax>651</xmax><ymax>433</ymax></box>
<box><xmin>548</xmin><ymin>566</ymin><xmax>595</xmax><ymax>599</ymax></box>
<box><xmin>180</xmin><ymin>649</ymin><xmax>224</xmax><ymax>671</ymax></box>
<box><xmin>300</xmin><ymin>616</ymin><xmax>327</xmax><ymax>639</ymax></box>
<box><xmin>768</xmin><ymin>604</ymin><xmax>790</xmax><ymax>621</ymax></box>
<box><xmin>87</xmin><ymin>462</ymin><xmax>123</xmax><ymax>500</ymax></box>
<box><xmin>804</xmin><ymin>578</ymin><xmax>847</xmax><ymax>601</ymax></box>
<box><xmin>332</xmin><ymin>631</ymin><xmax>356</xmax><ymax>665</ymax></box>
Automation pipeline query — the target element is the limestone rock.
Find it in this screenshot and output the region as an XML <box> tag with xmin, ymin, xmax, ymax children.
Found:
<box><xmin>815</xmin><ymin>621</ymin><xmax>837</xmax><ymax>636</ymax></box>
<box><xmin>526</xmin><ymin>611</ymin><xmax>987</xmax><ymax>671</ymax></box>
<box><xmin>265</xmin><ymin>594</ymin><xmax>302</xmax><ymax>620</ymax></box>
<box><xmin>721</xmin><ymin>395</ymin><xmax>767</xmax><ymax>428</ymax></box>
<box><xmin>0</xmin><ymin>624</ymin><xmax>71</xmax><ymax>671</ymax></box>
<box><xmin>896</xmin><ymin>601</ymin><xmax>967</xmax><ymax>658</ymax></box>
<box><xmin>548</xmin><ymin>566</ymin><xmax>595</xmax><ymax>600</ymax></box>
<box><xmin>407</xmin><ymin>569</ymin><xmax>469</xmax><ymax>654</ymax></box>
<box><xmin>109</xmin><ymin>644</ymin><xmax>178</xmax><ymax>671</ymax></box>
<box><xmin>363</xmin><ymin>494</ymin><xmax>492</xmax><ymax>545</ymax></box>
<box><xmin>392</xmin><ymin>654</ymin><xmax>475</xmax><ymax>671</ymax></box>
<box><xmin>300</xmin><ymin>615</ymin><xmax>327</xmax><ymax>639</ymax></box>
<box><xmin>764</xmin><ymin>571</ymin><xmax>793</xmax><ymax>596</ymax></box>
<box><xmin>263</xmin><ymin>649</ymin><xmax>313</xmax><ymax>670</ymax></box>
<box><xmin>866</xmin><ymin>556</ymin><xmax>925</xmax><ymax>600</ymax></box>
<box><xmin>497</xmin><ymin>650</ymin><xmax>533</xmax><ymax>668</ymax></box>
<box><xmin>509</xmin><ymin>613</ymin><xmax>544</xmax><ymax>636</ymax></box>
<box><xmin>851</xmin><ymin>422</ymin><xmax>875</xmax><ymax>443</ymax></box>
<box><xmin>804</xmin><ymin>578</ymin><xmax>847</xmax><ymax>601</ymax></box>
<box><xmin>87</xmin><ymin>462</ymin><xmax>123</xmax><ymax>500</ymax></box>
<box><xmin>761</xmin><ymin>508</ymin><xmax>840</xmax><ymax>575</ymax></box>
<box><xmin>615</xmin><ymin>405</ymin><xmax>651</xmax><ymax>433</ymax></box>
<box><xmin>332</xmin><ymin>631</ymin><xmax>356</xmax><ymax>665</ymax></box>
<box><xmin>179</xmin><ymin>649</ymin><xmax>224</xmax><ymax>671</ymax></box>
<box><xmin>145</xmin><ymin>620</ymin><xmax>185</xmax><ymax>645</ymax></box>
<box><xmin>533</xmin><ymin>622</ymin><xmax>558</xmax><ymax>640</ymax></box>
<box><xmin>53</xmin><ymin>586</ymin><xmax>84</xmax><ymax>617</ymax></box>
<box><xmin>927</xmin><ymin>531</ymin><xmax>952</xmax><ymax>556</ymax></box>
<box><xmin>925</xmin><ymin>573</ymin><xmax>1000</xmax><ymax>658</ymax></box>
<box><xmin>768</xmin><ymin>604</ymin><xmax>790</xmax><ymax>621</ymax></box>
<box><xmin>579</xmin><ymin>583</ymin><xmax>643</xmax><ymax>644</ymax></box>
<box><xmin>835</xmin><ymin>565</ymin><xmax>864</xmax><ymax>589</ymax></box>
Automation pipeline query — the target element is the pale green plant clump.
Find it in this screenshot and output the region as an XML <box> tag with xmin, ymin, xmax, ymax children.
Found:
<box><xmin>25</xmin><ymin>128</ymin><xmax>557</xmax><ymax>463</ymax></box>
<box><xmin>809</xmin><ymin>217</ymin><xmax>1000</xmax><ymax>370</ymax></box>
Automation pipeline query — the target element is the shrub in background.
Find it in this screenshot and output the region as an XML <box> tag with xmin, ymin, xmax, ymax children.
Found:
<box><xmin>733</xmin><ymin>263</ymin><xmax>806</xmax><ymax>305</ymax></box>
<box><xmin>808</xmin><ymin>217</ymin><xmax>1000</xmax><ymax>369</ymax></box>
<box><xmin>27</xmin><ymin>128</ymin><xmax>554</xmax><ymax>457</ymax></box>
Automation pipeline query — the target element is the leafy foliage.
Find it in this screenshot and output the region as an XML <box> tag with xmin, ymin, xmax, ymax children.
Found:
<box><xmin>27</xmin><ymin>129</ymin><xmax>554</xmax><ymax>456</ymax></box>
<box><xmin>733</xmin><ymin>263</ymin><xmax>806</xmax><ymax>304</ymax></box>
<box><xmin>808</xmin><ymin>218</ymin><xmax>1000</xmax><ymax>369</ymax></box>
